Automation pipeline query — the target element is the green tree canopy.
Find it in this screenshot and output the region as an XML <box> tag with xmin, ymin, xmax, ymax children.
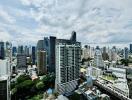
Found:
<box><xmin>36</xmin><ymin>81</ymin><xmax>45</xmax><ymax>90</ymax></box>
<box><xmin>120</xmin><ymin>59</ymin><xmax>129</xmax><ymax>66</ymax></box>
<box><xmin>17</xmin><ymin>74</ymin><xmax>31</xmax><ymax>83</ymax></box>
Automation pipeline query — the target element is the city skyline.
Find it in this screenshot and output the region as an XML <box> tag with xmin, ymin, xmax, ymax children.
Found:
<box><xmin>1</xmin><ymin>1</ymin><xmax>132</xmax><ymax>100</ymax></box>
<box><xmin>0</xmin><ymin>0</ymin><xmax>132</xmax><ymax>45</ymax></box>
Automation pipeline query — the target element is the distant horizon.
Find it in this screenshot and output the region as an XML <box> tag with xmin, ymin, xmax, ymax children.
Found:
<box><xmin>0</xmin><ymin>33</ymin><xmax>132</xmax><ymax>49</ymax></box>
<box><xmin>1</xmin><ymin>39</ymin><xmax>132</xmax><ymax>49</ymax></box>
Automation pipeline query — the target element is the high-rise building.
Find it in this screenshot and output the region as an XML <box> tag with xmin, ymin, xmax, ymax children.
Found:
<box><xmin>130</xmin><ymin>44</ymin><xmax>132</xmax><ymax>54</ymax></box>
<box><xmin>17</xmin><ymin>54</ymin><xmax>27</xmax><ymax>69</ymax></box>
<box><xmin>0</xmin><ymin>59</ymin><xmax>10</xmax><ymax>100</ymax></box>
<box><xmin>37</xmin><ymin>36</ymin><xmax>56</xmax><ymax>73</ymax></box>
<box><xmin>55</xmin><ymin>32</ymin><xmax>81</xmax><ymax>95</ymax></box>
<box><xmin>32</xmin><ymin>46</ymin><xmax>36</xmax><ymax>65</ymax></box>
<box><xmin>124</xmin><ymin>47</ymin><xmax>129</xmax><ymax>60</ymax></box>
<box><xmin>37</xmin><ymin>50</ymin><xmax>47</xmax><ymax>74</ymax></box>
<box><xmin>49</xmin><ymin>36</ymin><xmax>56</xmax><ymax>73</ymax></box>
<box><xmin>70</xmin><ymin>31</ymin><xmax>76</xmax><ymax>42</ymax></box>
<box><xmin>94</xmin><ymin>46</ymin><xmax>104</xmax><ymax>69</ymax></box>
<box><xmin>0</xmin><ymin>76</ymin><xmax>10</xmax><ymax>100</ymax></box>
<box><xmin>109</xmin><ymin>46</ymin><xmax>117</xmax><ymax>61</ymax></box>
<box><xmin>18</xmin><ymin>45</ymin><xmax>24</xmax><ymax>54</ymax></box>
<box><xmin>0</xmin><ymin>59</ymin><xmax>10</xmax><ymax>76</ymax></box>
<box><xmin>37</xmin><ymin>40</ymin><xmax>44</xmax><ymax>51</ymax></box>
<box><xmin>28</xmin><ymin>46</ymin><xmax>32</xmax><ymax>56</ymax></box>
<box><xmin>5</xmin><ymin>42</ymin><xmax>12</xmax><ymax>63</ymax></box>
<box><xmin>82</xmin><ymin>45</ymin><xmax>91</xmax><ymax>59</ymax></box>
<box><xmin>102</xmin><ymin>47</ymin><xmax>109</xmax><ymax>61</ymax></box>
<box><xmin>5</xmin><ymin>42</ymin><xmax>11</xmax><ymax>57</ymax></box>
<box><xmin>0</xmin><ymin>42</ymin><xmax>5</xmax><ymax>59</ymax></box>
<box><xmin>43</xmin><ymin>37</ymin><xmax>50</xmax><ymax>71</ymax></box>
<box><xmin>24</xmin><ymin>46</ymin><xmax>29</xmax><ymax>56</ymax></box>
<box><xmin>90</xmin><ymin>47</ymin><xmax>95</xmax><ymax>58</ymax></box>
<box><xmin>12</xmin><ymin>46</ymin><xmax>17</xmax><ymax>57</ymax></box>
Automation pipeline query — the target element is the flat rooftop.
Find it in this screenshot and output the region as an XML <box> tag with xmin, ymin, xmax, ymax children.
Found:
<box><xmin>0</xmin><ymin>75</ymin><xmax>8</xmax><ymax>81</ymax></box>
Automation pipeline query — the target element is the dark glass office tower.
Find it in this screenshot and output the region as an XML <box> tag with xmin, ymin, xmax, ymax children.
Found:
<box><xmin>70</xmin><ymin>31</ymin><xmax>76</xmax><ymax>42</ymax></box>
<box><xmin>124</xmin><ymin>47</ymin><xmax>129</xmax><ymax>60</ymax></box>
<box><xmin>43</xmin><ymin>37</ymin><xmax>50</xmax><ymax>71</ymax></box>
<box><xmin>130</xmin><ymin>44</ymin><xmax>132</xmax><ymax>53</ymax></box>
<box><xmin>32</xmin><ymin>46</ymin><xmax>36</xmax><ymax>65</ymax></box>
<box><xmin>18</xmin><ymin>45</ymin><xmax>24</xmax><ymax>54</ymax></box>
<box><xmin>0</xmin><ymin>80</ymin><xmax>7</xmax><ymax>100</ymax></box>
<box><xmin>24</xmin><ymin>46</ymin><xmax>29</xmax><ymax>56</ymax></box>
<box><xmin>12</xmin><ymin>46</ymin><xmax>17</xmax><ymax>56</ymax></box>
<box><xmin>0</xmin><ymin>42</ymin><xmax>5</xmax><ymax>59</ymax></box>
<box><xmin>49</xmin><ymin>36</ymin><xmax>56</xmax><ymax>73</ymax></box>
<box><xmin>37</xmin><ymin>40</ymin><xmax>44</xmax><ymax>51</ymax></box>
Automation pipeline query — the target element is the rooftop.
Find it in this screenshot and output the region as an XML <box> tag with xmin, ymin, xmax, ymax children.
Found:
<box><xmin>0</xmin><ymin>75</ymin><xmax>8</xmax><ymax>81</ymax></box>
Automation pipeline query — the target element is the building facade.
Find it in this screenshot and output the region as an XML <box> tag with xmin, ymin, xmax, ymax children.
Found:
<box><xmin>130</xmin><ymin>44</ymin><xmax>132</xmax><ymax>54</ymax></box>
<box><xmin>124</xmin><ymin>47</ymin><xmax>129</xmax><ymax>60</ymax></box>
<box><xmin>82</xmin><ymin>45</ymin><xmax>91</xmax><ymax>59</ymax></box>
<box><xmin>110</xmin><ymin>46</ymin><xmax>118</xmax><ymax>61</ymax></box>
<box><xmin>56</xmin><ymin>43</ymin><xmax>81</xmax><ymax>95</ymax></box>
<box><xmin>94</xmin><ymin>46</ymin><xmax>104</xmax><ymax>69</ymax></box>
<box><xmin>32</xmin><ymin>46</ymin><xmax>36</xmax><ymax>65</ymax></box>
<box><xmin>49</xmin><ymin>36</ymin><xmax>56</xmax><ymax>73</ymax></box>
<box><xmin>37</xmin><ymin>50</ymin><xmax>47</xmax><ymax>74</ymax></box>
<box><xmin>24</xmin><ymin>46</ymin><xmax>29</xmax><ymax>56</ymax></box>
<box><xmin>17</xmin><ymin>54</ymin><xmax>27</xmax><ymax>69</ymax></box>
<box><xmin>37</xmin><ymin>40</ymin><xmax>44</xmax><ymax>51</ymax></box>
<box><xmin>0</xmin><ymin>76</ymin><xmax>10</xmax><ymax>100</ymax></box>
<box><xmin>18</xmin><ymin>45</ymin><xmax>24</xmax><ymax>54</ymax></box>
<box><xmin>37</xmin><ymin>37</ymin><xmax>56</xmax><ymax>73</ymax></box>
<box><xmin>102</xmin><ymin>47</ymin><xmax>109</xmax><ymax>61</ymax></box>
<box><xmin>0</xmin><ymin>42</ymin><xmax>5</xmax><ymax>59</ymax></box>
<box><xmin>12</xmin><ymin>46</ymin><xmax>17</xmax><ymax>57</ymax></box>
<box><xmin>0</xmin><ymin>59</ymin><xmax>10</xmax><ymax>100</ymax></box>
<box><xmin>55</xmin><ymin>32</ymin><xmax>81</xmax><ymax>95</ymax></box>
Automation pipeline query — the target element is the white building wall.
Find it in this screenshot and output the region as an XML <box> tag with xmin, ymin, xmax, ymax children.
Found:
<box><xmin>0</xmin><ymin>59</ymin><xmax>10</xmax><ymax>76</ymax></box>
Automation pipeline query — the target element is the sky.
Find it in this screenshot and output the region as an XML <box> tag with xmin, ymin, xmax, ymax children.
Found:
<box><xmin>0</xmin><ymin>0</ymin><xmax>132</xmax><ymax>46</ymax></box>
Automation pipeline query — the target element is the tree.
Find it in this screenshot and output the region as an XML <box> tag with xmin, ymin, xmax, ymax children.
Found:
<box><xmin>28</xmin><ymin>94</ymin><xmax>43</xmax><ymax>100</ymax></box>
<box><xmin>11</xmin><ymin>74</ymin><xmax>56</xmax><ymax>99</ymax></box>
<box><xmin>36</xmin><ymin>81</ymin><xmax>45</xmax><ymax>90</ymax></box>
<box><xmin>17</xmin><ymin>74</ymin><xmax>31</xmax><ymax>83</ymax></box>
<box><xmin>42</xmin><ymin>73</ymin><xmax>55</xmax><ymax>89</ymax></box>
<box><xmin>120</xmin><ymin>59</ymin><xmax>129</xmax><ymax>66</ymax></box>
<box><xmin>16</xmin><ymin>80</ymin><xmax>34</xmax><ymax>98</ymax></box>
<box><xmin>81</xmin><ymin>58</ymin><xmax>93</xmax><ymax>65</ymax></box>
<box><xmin>11</xmin><ymin>82</ymin><xmax>17</xmax><ymax>89</ymax></box>
<box><xmin>11</xmin><ymin>88</ymin><xmax>17</xmax><ymax>95</ymax></box>
<box><xmin>68</xmin><ymin>92</ymin><xmax>80</xmax><ymax>100</ymax></box>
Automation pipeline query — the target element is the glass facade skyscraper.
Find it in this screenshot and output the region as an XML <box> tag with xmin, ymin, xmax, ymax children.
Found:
<box><xmin>49</xmin><ymin>36</ymin><xmax>56</xmax><ymax>73</ymax></box>
<box><xmin>32</xmin><ymin>46</ymin><xmax>36</xmax><ymax>65</ymax></box>
<box><xmin>130</xmin><ymin>44</ymin><xmax>132</xmax><ymax>54</ymax></box>
<box><xmin>124</xmin><ymin>47</ymin><xmax>129</xmax><ymax>60</ymax></box>
<box><xmin>0</xmin><ymin>42</ymin><xmax>5</xmax><ymax>59</ymax></box>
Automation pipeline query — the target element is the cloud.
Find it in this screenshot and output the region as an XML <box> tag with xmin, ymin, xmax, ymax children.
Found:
<box><xmin>0</xmin><ymin>0</ymin><xmax>132</xmax><ymax>46</ymax></box>
<box><xmin>0</xmin><ymin>29</ymin><xmax>12</xmax><ymax>41</ymax></box>
<box><xmin>0</xmin><ymin>6</ymin><xmax>15</xmax><ymax>24</ymax></box>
